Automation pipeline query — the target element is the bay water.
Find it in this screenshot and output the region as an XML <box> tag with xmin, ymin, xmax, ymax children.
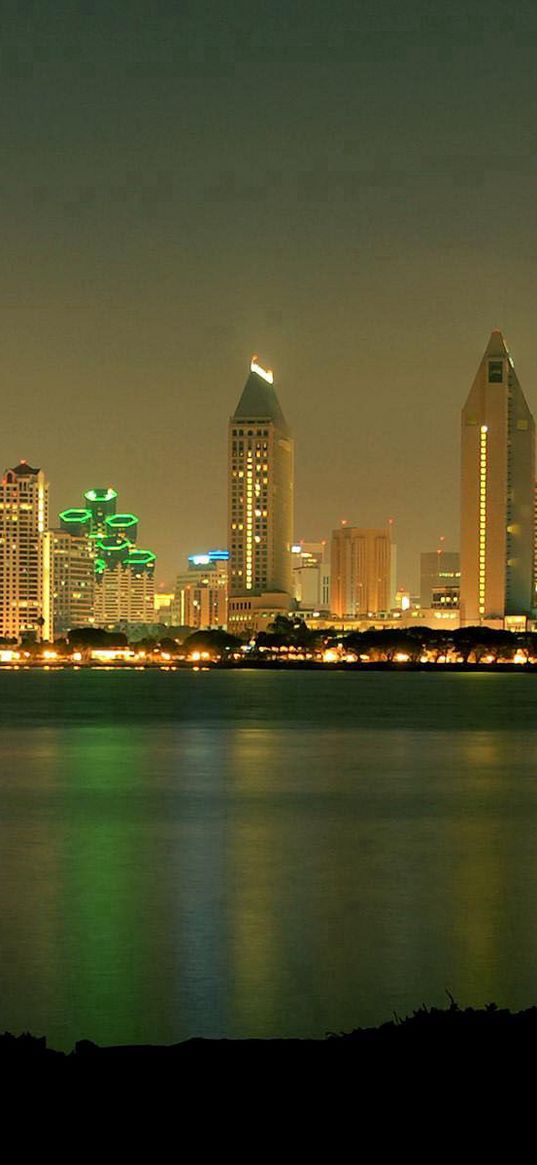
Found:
<box><xmin>0</xmin><ymin>668</ymin><xmax>536</xmax><ymax>1049</ymax></box>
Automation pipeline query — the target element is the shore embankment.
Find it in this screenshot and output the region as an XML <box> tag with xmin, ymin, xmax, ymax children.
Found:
<box><xmin>2</xmin><ymin>1003</ymin><xmax>537</xmax><ymax>1065</ymax></box>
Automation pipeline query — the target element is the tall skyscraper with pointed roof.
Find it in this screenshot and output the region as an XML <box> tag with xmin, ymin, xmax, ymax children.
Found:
<box><xmin>228</xmin><ymin>357</ymin><xmax>294</xmax><ymax>630</ymax></box>
<box><xmin>460</xmin><ymin>331</ymin><xmax>535</xmax><ymax>624</ymax></box>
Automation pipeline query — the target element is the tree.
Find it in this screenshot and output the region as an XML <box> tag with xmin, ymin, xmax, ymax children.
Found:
<box><xmin>158</xmin><ymin>637</ymin><xmax>181</xmax><ymax>654</ymax></box>
<box><xmin>67</xmin><ymin>627</ymin><xmax>128</xmax><ymax>648</ymax></box>
<box><xmin>182</xmin><ymin>629</ymin><xmax>242</xmax><ymax>656</ymax></box>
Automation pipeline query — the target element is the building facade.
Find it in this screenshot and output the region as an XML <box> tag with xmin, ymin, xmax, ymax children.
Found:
<box><xmin>44</xmin><ymin>529</ymin><xmax>95</xmax><ymax>637</ymax></box>
<box><xmin>420</xmin><ymin>550</ymin><xmax>460</xmax><ymax>608</ymax></box>
<box><xmin>94</xmin><ymin>551</ymin><xmax>156</xmax><ymax>626</ymax></box>
<box><xmin>292</xmin><ymin>541</ymin><xmax>330</xmax><ymax>612</ymax></box>
<box><xmin>0</xmin><ymin>461</ymin><xmax>49</xmax><ymax>640</ymax></box>
<box><xmin>175</xmin><ymin>550</ymin><xmax>228</xmax><ymax>629</ymax></box>
<box><xmin>460</xmin><ymin>331</ymin><xmax>535</xmax><ymax>624</ymax></box>
<box><xmin>58</xmin><ymin>484</ymin><xmax>157</xmax><ymax>631</ymax></box>
<box><xmin>228</xmin><ymin>357</ymin><xmax>294</xmax><ymax>629</ymax></box>
<box><xmin>330</xmin><ymin>526</ymin><xmax>391</xmax><ymax>618</ymax></box>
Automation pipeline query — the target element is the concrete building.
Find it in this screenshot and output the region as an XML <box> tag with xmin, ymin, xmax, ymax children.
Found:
<box><xmin>292</xmin><ymin>541</ymin><xmax>330</xmax><ymax>612</ymax></box>
<box><xmin>228</xmin><ymin>357</ymin><xmax>294</xmax><ymax>628</ymax></box>
<box><xmin>227</xmin><ymin>591</ymin><xmax>294</xmax><ymax>635</ymax></box>
<box><xmin>84</xmin><ymin>488</ymin><xmax>118</xmax><ymax>540</ymax></box>
<box><xmin>59</xmin><ymin>485</ymin><xmax>157</xmax><ymax>631</ymax></box>
<box><xmin>330</xmin><ymin>525</ymin><xmax>391</xmax><ymax>618</ymax></box>
<box><xmin>175</xmin><ymin>550</ymin><xmax>228</xmax><ymax>629</ymax></box>
<box><xmin>0</xmin><ymin>461</ymin><xmax>49</xmax><ymax>640</ymax></box>
<box><xmin>94</xmin><ymin>550</ymin><xmax>156</xmax><ymax>626</ymax></box>
<box><xmin>460</xmin><ymin>331</ymin><xmax>535</xmax><ymax>624</ymax></box>
<box><xmin>44</xmin><ymin>529</ymin><xmax>95</xmax><ymax>637</ymax></box>
<box><xmin>420</xmin><ymin>550</ymin><xmax>460</xmax><ymax>608</ymax></box>
<box><xmin>302</xmin><ymin>607</ymin><xmax>460</xmax><ymax>632</ymax></box>
<box><xmin>154</xmin><ymin>592</ymin><xmax>175</xmax><ymax>624</ymax></box>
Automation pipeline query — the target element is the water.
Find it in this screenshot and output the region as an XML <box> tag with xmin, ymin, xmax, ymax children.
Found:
<box><xmin>1</xmin><ymin>668</ymin><xmax>537</xmax><ymax>1049</ymax></box>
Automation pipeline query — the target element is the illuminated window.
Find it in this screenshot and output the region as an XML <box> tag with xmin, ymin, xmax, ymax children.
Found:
<box><xmin>488</xmin><ymin>360</ymin><xmax>503</xmax><ymax>383</ymax></box>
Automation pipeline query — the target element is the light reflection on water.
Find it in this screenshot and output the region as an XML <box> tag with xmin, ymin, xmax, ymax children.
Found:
<box><xmin>1</xmin><ymin>669</ymin><xmax>537</xmax><ymax>1048</ymax></box>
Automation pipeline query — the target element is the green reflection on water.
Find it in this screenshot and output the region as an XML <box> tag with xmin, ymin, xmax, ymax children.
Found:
<box><xmin>3</xmin><ymin>672</ymin><xmax>537</xmax><ymax>1047</ymax></box>
<box><xmin>58</xmin><ymin>729</ymin><xmax>147</xmax><ymax>1045</ymax></box>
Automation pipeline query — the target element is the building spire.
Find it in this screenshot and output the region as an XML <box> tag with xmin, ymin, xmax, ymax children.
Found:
<box><xmin>484</xmin><ymin>329</ymin><xmax>510</xmax><ymax>359</ymax></box>
<box><xmin>232</xmin><ymin>357</ymin><xmax>290</xmax><ymax>436</ymax></box>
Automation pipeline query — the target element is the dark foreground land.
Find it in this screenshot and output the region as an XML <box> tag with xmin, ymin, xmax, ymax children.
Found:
<box><xmin>4</xmin><ymin>1002</ymin><xmax>537</xmax><ymax>1068</ymax></box>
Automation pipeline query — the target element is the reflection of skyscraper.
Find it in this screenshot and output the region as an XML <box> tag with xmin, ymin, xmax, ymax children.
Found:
<box><xmin>0</xmin><ymin>461</ymin><xmax>49</xmax><ymax>640</ymax></box>
<box><xmin>460</xmin><ymin>332</ymin><xmax>535</xmax><ymax>624</ymax></box>
<box><xmin>228</xmin><ymin>358</ymin><xmax>294</xmax><ymax>631</ymax></box>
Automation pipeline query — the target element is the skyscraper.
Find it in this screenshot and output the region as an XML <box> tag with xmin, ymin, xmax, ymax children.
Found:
<box><xmin>460</xmin><ymin>331</ymin><xmax>535</xmax><ymax>624</ymax></box>
<box><xmin>228</xmin><ymin>357</ymin><xmax>294</xmax><ymax>631</ymax></box>
<box><xmin>0</xmin><ymin>461</ymin><xmax>49</xmax><ymax>640</ymax></box>
<box><xmin>330</xmin><ymin>526</ymin><xmax>391</xmax><ymax>618</ymax></box>
<box><xmin>175</xmin><ymin>549</ymin><xmax>228</xmax><ymax>629</ymax></box>
<box><xmin>90</xmin><ymin>496</ymin><xmax>156</xmax><ymax>627</ymax></box>
<box><xmin>292</xmin><ymin>542</ymin><xmax>331</xmax><ymax>612</ymax></box>
<box><xmin>44</xmin><ymin>525</ymin><xmax>95</xmax><ymax>637</ymax></box>
<box><xmin>420</xmin><ymin>550</ymin><xmax>460</xmax><ymax>608</ymax></box>
<box><xmin>94</xmin><ymin>549</ymin><xmax>156</xmax><ymax>626</ymax></box>
<box><xmin>58</xmin><ymin>485</ymin><xmax>157</xmax><ymax>631</ymax></box>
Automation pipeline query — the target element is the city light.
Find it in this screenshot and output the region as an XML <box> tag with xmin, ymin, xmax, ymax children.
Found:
<box><xmin>84</xmin><ymin>488</ymin><xmax>117</xmax><ymax>503</ymax></box>
<box><xmin>250</xmin><ymin>356</ymin><xmax>274</xmax><ymax>384</ymax></box>
<box><xmin>478</xmin><ymin>424</ymin><xmax>488</xmax><ymax>616</ymax></box>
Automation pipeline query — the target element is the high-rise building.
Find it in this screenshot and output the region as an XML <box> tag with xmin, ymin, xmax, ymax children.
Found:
<box><xmin>228</xmin><ymin>357</ymin><xmax>294</xmax><ymax>630</ymax></box>
<box><xmin>330</xmin><ymin>526</ymin><xmax>391</xmax><ymax>618</ymax></box>
<box><xmin>84</xmin><ymin>488</ymin><xmax>118</xmax><ymax>539</ymax></box>
<box><xmin>175</xmin><ymin>549</ymin><xmax>228</xmax><ymax>629</ymax></box>
<box><xmin>460</xmin><ymin>331</ymin><xmax>535</xmax><ymax>624</ymax></box>
<box><xmin>58</xmin><ymin>485</ymin><xmax>157</xmax><ymax>630</ymax></box>
<box><xmin>292</xmin><ymin>541</ymin><xmax>330</xmax><ymax>612</ymax></box>
<box><xmin>420</xmin><ymin>551</ymin><xmax>460</xmax><ymax>608</ymax></box>
<box><xmin>44</xmin><ymin>528</ymin><xmax>95</xmax><ymax>637</ymax></box>
<box><xmin>94</xmin><ymin>549</ymin><xmax>156</xmax><ymax>625</ymax></box>
<box><xmin>154</xmin><ymin>592</ymin><xmax>175</xmax><ymax>624</ymax></box>
<box><xmin>0</xmin><ymin>461</ymin><xmax>49</xmax><ymax>640</ymax></box>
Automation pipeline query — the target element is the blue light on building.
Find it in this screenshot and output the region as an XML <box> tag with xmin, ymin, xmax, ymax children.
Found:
<box><xmin>188</xmin><ymin>549</ymin><xmax>229</xmax><ymax>567</ymax></box>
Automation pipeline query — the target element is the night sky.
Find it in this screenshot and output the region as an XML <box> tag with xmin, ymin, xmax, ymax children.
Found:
<box><xmin>3</xmin><ymin>1</ymin><xmax>537</xmax><ymax>590</ymax></box>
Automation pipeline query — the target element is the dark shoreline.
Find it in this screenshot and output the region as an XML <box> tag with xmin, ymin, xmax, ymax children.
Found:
<box><xmin>4</xmin><ymin>1003</ymin><xmax>537</xmax><ymax>1063</ymax></box>
<box><xmin>0</xmin><ymin>660</ymin><xmax>537</xmax><ymax>672</ymax></box>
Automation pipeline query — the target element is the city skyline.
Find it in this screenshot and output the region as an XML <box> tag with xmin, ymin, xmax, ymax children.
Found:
<box><xmin>5</xmin><ymin>326</ymin><xmax>534</xmax><ymax>598</ymax></box>
<box><xmin>3</xmin><ymin>323</ymin><xmax>531</xmax><ymax>610</ymax></box>
<box><xmin>4</xmin><ymin>4</ymin><xmax>537</xmax><ymax>590</ymax></box>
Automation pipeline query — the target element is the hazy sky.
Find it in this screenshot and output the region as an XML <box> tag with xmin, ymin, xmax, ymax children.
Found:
<box><xmin>3</xmin><ymin>0</ymin><xmax>537</xmax><ymax>590</ymax></box>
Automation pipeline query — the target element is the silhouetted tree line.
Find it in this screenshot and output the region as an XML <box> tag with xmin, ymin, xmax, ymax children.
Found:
<box><xmin>52</xmin><ymin>619</ymin><xmax>537</xmax><ymax>664</ymax></box>
<box><xmin>249</xmin><ymin>617</ymin><xmax>537</xmax><ymax>662</ymax></box>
